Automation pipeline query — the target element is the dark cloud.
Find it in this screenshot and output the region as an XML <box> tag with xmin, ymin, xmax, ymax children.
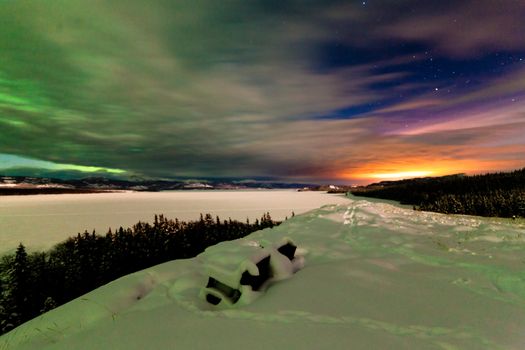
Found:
<box><xmin>0</xmin><ymin>0</ymin><xmax>524</xmax><ymax>182</ymax></box>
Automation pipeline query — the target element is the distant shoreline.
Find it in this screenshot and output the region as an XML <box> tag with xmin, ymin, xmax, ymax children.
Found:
<box><xmin>0</xmin><ymin>188</ymin><xmax>116</xmax><ymax>196</ymax></box>
<box><xmin>0</xmin><ymin>175</ymin><xmax>326</xmax><ymax>194</ymax></box>
<box><xmin>0</xmin><ymin>188</ymin><xmax>312</xmax><ymax>196</ymax></box>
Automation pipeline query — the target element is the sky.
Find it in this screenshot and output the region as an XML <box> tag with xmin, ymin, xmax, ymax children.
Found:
<box><xmin>0</xmin><ymin>0</ymin><xmax>524</xmax><ymax>184</ymax></box>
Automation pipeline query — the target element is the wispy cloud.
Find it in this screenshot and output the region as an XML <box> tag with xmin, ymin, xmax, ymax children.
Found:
<box><xmin>380</xmin><ymin>1</ymin><xmax>525</xmax><ymax>57</ymax></box>
<box><xmin>0</xmin><ymin>0</ymin><xmax>524</xmax><ymax>182</ymax></box>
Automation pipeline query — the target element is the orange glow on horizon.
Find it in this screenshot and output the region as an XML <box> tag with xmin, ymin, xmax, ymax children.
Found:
<box><xmin>338</xmin><ymin>158</ymin><xmax>524</xmax><ymax>184</ymax></box>
<box><xmin>369</xmin><ymin>171</ymin><xmax>433</xmax><ymax>179</ymax></box>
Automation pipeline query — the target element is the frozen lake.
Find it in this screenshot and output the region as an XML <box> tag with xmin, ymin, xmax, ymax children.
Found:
<box><xmin>0</xmin><ymin>190</ymin><xmax>349</xmax><ymax>254</ymax></box>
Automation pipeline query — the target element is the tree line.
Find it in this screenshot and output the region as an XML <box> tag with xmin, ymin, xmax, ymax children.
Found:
<box><xmin>0</xmin><ymin>212</ymin><xmax>280</xmax><ymax>335</ymax></box>
<box><xmin>351</xmin><ymin>168</ymin><xmax>525</xmax><ymax>217</ymax></box>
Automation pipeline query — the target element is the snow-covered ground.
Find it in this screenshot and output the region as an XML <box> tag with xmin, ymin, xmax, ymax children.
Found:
<box><xmin>2</xmin><ymin>196</ymin><xmax>525</xmax><ymax>349</ymax></box>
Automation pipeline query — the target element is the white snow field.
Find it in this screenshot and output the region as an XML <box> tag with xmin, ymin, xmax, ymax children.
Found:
<box><xmin>2</xmin><ymin>196</ymin><xmax>525</xmax><ymax>349</ymax></box>
<box><xmin>0</xmin><ymin>190</ymin><xmax>349</xmax><ymax>255</ymax></box>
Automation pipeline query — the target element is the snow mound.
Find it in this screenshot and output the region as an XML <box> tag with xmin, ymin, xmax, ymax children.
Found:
<box><xmin>2</xmin><ymin>196</ymin><xmax>525</xmax><ymax>349</ymax></box>
<box><xmin>200</xmin><ymin>238</ymin><xmax>303</xmax><ymax>307</ymax></box>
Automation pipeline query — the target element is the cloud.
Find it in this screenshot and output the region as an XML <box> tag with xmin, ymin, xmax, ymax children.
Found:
<box><xmin>0</xmin><ymin>0</ymin><xmax>392</xmax><ymax>178</ymax></box>
<box><xmin>380</xmin><ymin>1</ymin><xmax>525</xmax><ymax>57</ymax></box>
<box><xmin>0</xmin><ymin>0</ymin><xmax>524</xmax><ymax>183</ymax></box>
<box><xmin>323</xmin><ymin>0</ymin><xmax>525</xmax><ymax>57</ymax></box>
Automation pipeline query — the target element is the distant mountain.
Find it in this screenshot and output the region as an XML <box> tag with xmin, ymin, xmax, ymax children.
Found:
<box><xmin>0</xmin><ymin>175</ymin><xmax>319</xmax><ymax>195</ymax></box>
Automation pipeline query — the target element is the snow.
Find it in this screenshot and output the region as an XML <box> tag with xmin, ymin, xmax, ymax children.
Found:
<box><xmin>2</xmin><ymin>195</ymin><xmax>525</xmax><ymax>349</ymax></box>
<box><xmin>200</xmin><ymin>238</ymin><xmax>303</xmax><ymax>307</ymax></box>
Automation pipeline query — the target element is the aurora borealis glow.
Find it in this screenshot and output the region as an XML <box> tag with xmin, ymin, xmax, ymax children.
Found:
<box><xmin>1</xmin><ymin>1</ymin><xmax>524</xmax><ymax>184</ymax></box>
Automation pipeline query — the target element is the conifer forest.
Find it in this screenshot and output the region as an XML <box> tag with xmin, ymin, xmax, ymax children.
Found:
<box><xmin>0</xmin><ymin>213</ymin><xmax>280</xmax><ymax>335</ymax></box>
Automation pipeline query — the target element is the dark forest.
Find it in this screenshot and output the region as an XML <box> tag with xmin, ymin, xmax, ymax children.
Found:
<box><xmin>0</xmin><ymin>213</ymin><xmax>280</xmax><ymax>335</ymax></box>
<box><xmin>351</xmin><ymin>168</ymin><xmax>525</xmax><ymax>218</ymax></box>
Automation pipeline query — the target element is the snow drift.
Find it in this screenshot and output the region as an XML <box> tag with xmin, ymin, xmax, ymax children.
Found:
<box><xmin>2</xmin><ymin>196</ymin><xmax>525</xmax><ymax>349</ymax></box>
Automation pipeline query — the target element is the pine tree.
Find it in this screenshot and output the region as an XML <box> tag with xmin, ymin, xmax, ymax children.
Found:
<box><xmin>40</xmin><ymin>296</ymin><xmax>57</xmax><ymax>313</ymax></box>
<box><xmin>0</xmin><ymin>212</ymin><xmax>283</xmax><ymax>336</ymax></box>
<box><xmin>5</xmin><ymin>244</ymin><xmax>31</xmax><ymax>329</ymax></box>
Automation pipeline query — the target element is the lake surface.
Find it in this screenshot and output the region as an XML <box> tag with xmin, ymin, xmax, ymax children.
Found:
<box><xmin>0</xmin><ymin>190</ymin><xmax>349</xmax><ymax>254</ymax></box>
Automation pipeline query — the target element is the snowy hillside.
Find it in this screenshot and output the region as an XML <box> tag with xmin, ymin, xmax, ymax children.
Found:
<box><xmin>2</xmin><ymin>196</ymin><xmax>525</xmax><ymax>349</ymax></box>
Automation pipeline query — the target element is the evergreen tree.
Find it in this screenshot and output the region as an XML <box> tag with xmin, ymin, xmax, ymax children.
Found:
<box><xmin>0</xmin><ymin>212</ymin><xmax>281</xmax><ymax>336</ymax></box>
<box><xmin>351</xmin><ymin>168</ymin><xmax>525</xmax><ymax>218</ymax></box>
<box><xmin>4</xmin><ymin>244</ymin><xmax>30</xmax><ymax>330</ymax></box>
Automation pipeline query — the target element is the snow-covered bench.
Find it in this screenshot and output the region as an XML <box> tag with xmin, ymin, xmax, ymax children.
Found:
<box><xmin>200</xmin><ymin>238</ymin><xmax>303</xmax><ymax>307</ymax></box>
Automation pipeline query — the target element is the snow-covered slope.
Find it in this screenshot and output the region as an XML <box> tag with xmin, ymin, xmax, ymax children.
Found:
<box><xmin>2</xmin><ymin>196</ymin><xmax>525</xmax><ymax>349</ymax></box>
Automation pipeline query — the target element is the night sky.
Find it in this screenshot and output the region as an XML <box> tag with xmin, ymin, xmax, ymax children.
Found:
<box><xmin>1</xmin><ymin>0</ymin><xmax>524</xmax><ymax>184</ymax></box>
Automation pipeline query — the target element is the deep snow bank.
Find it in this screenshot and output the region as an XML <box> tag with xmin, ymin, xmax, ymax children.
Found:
<box><xmin>2</xmin><ymin>197</ymin><xmax>525</xmax><ymax>349</ymax></box>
